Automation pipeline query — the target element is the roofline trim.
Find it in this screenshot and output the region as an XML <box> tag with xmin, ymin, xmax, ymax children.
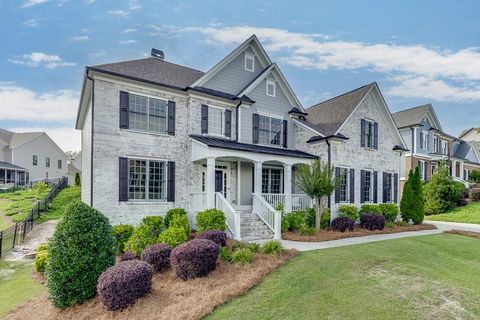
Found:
<box><xmin>292</xmin><ymin>118</ymin><xmax>325</xmax><ymax>137</ymax></box>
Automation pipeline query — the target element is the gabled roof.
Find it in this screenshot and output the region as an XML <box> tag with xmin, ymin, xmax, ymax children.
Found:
<box><xmin>453</xmin><ymin>141</ymin><xmax>480</xmax><ymax>163</ymax></box>
<box><xmin>459</xmin><ymin>127</ymin><xmax>480</xmax><ymax>139</ymax></box>
<box><xmin>304</xmin><ymin>83</ymin><xmax>375</xmax><ymax>136</ymax></box>
<box><xmin>392</xmin><ymin>104</ymin><xmax>443</xmax><ymax>131</ymax></box>
<box><xmin>0</xmin><ymin>129</ymin><xmax>43</xmax><ymax>148</ymax></box>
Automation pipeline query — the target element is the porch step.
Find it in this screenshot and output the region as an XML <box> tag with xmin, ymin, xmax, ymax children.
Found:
<box><xmin>240</xmin><ymin>211</ymin><xmax>274</xmax><ymax>241</ymax></box>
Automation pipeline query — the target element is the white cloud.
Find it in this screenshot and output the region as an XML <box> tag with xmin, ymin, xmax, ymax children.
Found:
<box><xmin>122</xmin><ymin>28</ymin><xmax>137</xmax><ymax>33</ymax></box>
<box><xmin>108</xmin><ymin>10</ymin><xmax>129</xmax><ymax>18</ymax></box>
<box><xmin>128</xmin><ymin>0</ymin><xmax>141</xmax><ymax>10</ymax></box>
<box><xmin>155</xmin><ymin>24</ymin><xmax>480</xmax><ymax>102</ymax></box>
<box><xmin>7</xmin><ymin>126</ymin><xmax>80</xmax><ymax>151</ymax></box>
<box><xmin>118</xmin><ymin>39</ymin><xmax>137</xmax><ymax>45</ymax></box>
<box><xmin>8</xmin><ymin>52</ymin><xmax>75</xmax><ymax>69</ymax></box>
<box><xmin>85</xmin><ymin>0</ymin><xmax>95</xmax><ymax>3</ymax></box>
<box><xmin>22</xmin><ymin>19</ymin><xmax>38</xmax><ymax>27</ymax></box>
<box><xmin>22</xmin><ymin>0</ymin><xmax>49</xmax><ymax>8</ymax></box>
<box><xmin>71</xmin><ymin>35</ymin><xmax>89</xmax><ymax>41</ymax></box>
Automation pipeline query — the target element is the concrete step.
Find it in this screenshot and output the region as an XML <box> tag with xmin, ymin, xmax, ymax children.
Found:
<box><xmin>239</xmin><ymin>211</ymin><xmax>274</xmax><ymax>241</ymax></box>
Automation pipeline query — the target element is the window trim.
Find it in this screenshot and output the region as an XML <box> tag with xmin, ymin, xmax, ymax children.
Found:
<box><xmin>257</xmin><ymin>112</ymin><xmax>284</xmax><ymax>148</ymax></box>
<box><xmin>127</xmin><ymin>157</ymin><xmax>168</xmax><ymax>203</ymax></box>
<box><xmin>244</xmin><ymin>52</ymin><xmax>255</xmax><ymax>72</ymax></box>
<box><xmin>441</xmin><ymin>140</ymin><xmax>449</xmax><ymax>155</ymax></box>
<box><xmin>419</xmin><ymin>160</ymin><xmax>426</xmax><ymax>181</ymax></box>
<box><xmin>338</xmin><ymin>166</ymin><xmax>350</xmax><ymax>203</ymax></box>
<box><xmin>33</xmin><ymin>155</ymin><xmax>37</xmax><ymax>166</ymax></box>
<box><xmin>363</xmin><ymin>169</ymin><xmax>374</xmax><ymax>203</ymax></box>
<box><xmin>46</xmin><ymin>157</ymin><xmax>50</xmax><ymax>168</ymax></box>
<box><xmin>363</xmin><ymin>118</ymin><xmax>375</xmax><ymax>149</ymax></box>
<box><xmin>421</xmin><ymin>130</ymin><xmax>429</xmax><ymax>150</ymax></box>
<box><xmin>384</xmin><ymin>172</ymin><xmax>395</xmax><ymax>203</ymax></box>
<box><xmin>261</xmin><ymin>167</ymin><xmax>284</xmax><ymax>194</ymax></box>
<box><xmin>205</xmin><ymin>104</ymin><xmax>226</xmax><ymax>137</ymax></box>
<box><xmin>58</xmin><ymin>159</ymin><xmax>62</xmax><ymax>169</ymax></box>
<box><xmin>126</xmin><ymin>92</ymin><xmax>169</xmax><ymax>136</ymax></box>
<box><xmin>266</xmin><ymin>79</ymin><xmax>276</xmax><ymax>97</ymax></box>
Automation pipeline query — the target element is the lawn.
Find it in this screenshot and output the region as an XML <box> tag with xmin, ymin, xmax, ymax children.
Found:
<box><xmin>427</xmin><ymin>202</ymin><xmax>480</xmax><ymax>224</ymax></box>
<box><xmin>0</xmin><ymin>261</ymin><xmax>45</xmax><ymax>318</ymax></box>
<box><xmin>0</xmin><ymin>186</ymin><xmax>51</xmax><ymax>227</ymax></box>
<box><xmin>207</xmin><ymin>234</ymin><xmax>480</xmax><ymax>320</ymax></box>
<box><xmin>36</xmin><ymin>186</ymin><xmax>80</xmax><ymax>223</ymax></box>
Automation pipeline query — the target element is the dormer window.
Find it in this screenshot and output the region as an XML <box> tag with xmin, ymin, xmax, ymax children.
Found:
<box><xmin>266</xmin><ymin>79</ymin><xmax>276</xmax><ymax>97</ymax></box>
<box><xmin>244</xmin><ymin>53</ymin><xmax>254</xmax><ymax>72</ymax></box>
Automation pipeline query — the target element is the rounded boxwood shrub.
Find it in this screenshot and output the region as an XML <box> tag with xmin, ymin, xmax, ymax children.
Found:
<box><xmin>197</xmin><ymin>230</ymin><xmax>227</xmax><ymax>247</ymax></box>
<box><xmin>112</xmin><ymin>224</ymin><xmax>134</xmax><ymax>254</ymax></box>
<box><xmin>196</xmin><ymin>209</ymin><xmax>227</xmax><ymax>233</ymax></box>
<box><xmin>46</xmin><ymin>201</ymin><xmax>116</xmax><ymax>308</ymax></box>
<box><xmin>231</xmin><ymin>248</ymin><xmax>255</xmax><ymax>264</ymax></box>
<box><xmin>338</xmin><ymin>205</ymin><xmax>359</xmax><ymax>221</ymax></box>
<box><xmin>35</xmin><ymin>250</ymin><xmax>48</xmax><ymax>274</ymax></box>
<box><xmin>124</xmin><ymin>225</ymin><xmax>158</xmax><ymax>256</ymax></box>
<box><xmin>331</xmin><ymin>216</ymin><xmax>354</xmax><ymax>232</ymax></box>
<box><xmin>97</xmin><ymin>260</ymin><xmax>152</xmax><ymax>311</ymax></box>
<box><xmin>360</xmin><ymin>213</ymin><xmax>386</xmax><ymax>231</ymax></box>
<box><xmin>170</xmin><ymin>239</ymin><xmax>219</xmax><ymax>280</ymax></box>
<box><xmin>170</xmin><ymin>212</ymin><xmax>191</xmax><ymax>235</ymax></box>
<box><xmin>165</xmin><ymin>208</ymin><xmax>187</xmax><ymax>228</ymax></box>
<box><xmin>359</xmin><ymin>204</ymin><xmax>381</xmax><ymax>215</ymax></box>
<box><xmin>378</xmin><ymin>204</ymin><xmax>399</xmax><ymax>223</ymax></box>
<box><xmin>120</xmin><ymin>252</ymin><xmax>137</xmax><ymax>261</ymax></box>
<box><xmin>158</xmin><ymin>226</ymin><xmax>188</xmax><ymax>248</ymax></box>
<box><xmin>140</xmin><ymin>216</ymin><xmax>165</xmax><ymax>236</ymax></box>
<box><xmin>141</xmin><ymin>243</ymin><xmax>172</xmax><ymax>272</ymax></box>
<box><xmin>261</xmin><ymin>240</ymin><xmax>284</xmax><ymax>256</ymax></box>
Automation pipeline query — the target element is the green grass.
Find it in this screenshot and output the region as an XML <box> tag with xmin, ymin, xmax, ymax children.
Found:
<box><xmin>207</xmin><ymin>234</ymin><xmax>480</xmax><ymax>320</ymax></box>
<box><xmin>0</xmin><ymin>187</ymin><xmax>51</xmax><ymax>226</ymax></box>
<box><xmin>427</xmin><ymin>202</ymin><xmax>480</xmax><ymax>224</ymax></box>
<box><xmin>37</xmin><ymin>186</ymin><xmax>81</xmax><ymax>223</ymax></box>
<box><xmin>0</xmin><ymin>261</ymin><xmax>45</xmax><ymax>317</ymax></box>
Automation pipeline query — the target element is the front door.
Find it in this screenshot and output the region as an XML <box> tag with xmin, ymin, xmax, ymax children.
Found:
<box><xmin>215</xmin><ymin>170</ymin><xmax>224</xmax><ymax>196</ymax></box>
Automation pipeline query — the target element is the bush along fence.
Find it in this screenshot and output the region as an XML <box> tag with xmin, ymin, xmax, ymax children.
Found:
<box><xmin>0</xmin><ymin>176</ymin><xmax>68</xmax><ymax>258</ymax></box>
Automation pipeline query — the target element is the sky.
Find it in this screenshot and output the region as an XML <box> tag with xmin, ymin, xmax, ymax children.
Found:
<box><xmin>0</xmin><ymin>0</ymin><xmax>479</xmax><ymax>151</ymax></box>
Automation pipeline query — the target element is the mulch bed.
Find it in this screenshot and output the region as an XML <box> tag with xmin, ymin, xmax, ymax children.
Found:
<box><xmin>445</xmin><ymin>229</ymin><xmax>480</xmax><ymax>239</ymax></box>
<box><xmin>282</xmin><ymin>224</ymin><xmax>437</xmax><ymax>242</ymax></box>
<box><xmin>6</xmin><ymin>249</ymin><xmax>297</xmax><ymax>320</ymax></box>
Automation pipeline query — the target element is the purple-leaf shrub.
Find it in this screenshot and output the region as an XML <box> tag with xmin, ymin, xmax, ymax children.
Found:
<box><xmin>331</xmin><ymin>217</ymin><xmax>355</xmax><ymax>232</ymax></box>
<box><xmin>141</xmin><ymin>243</ymin><xmax>172</xmax><ymax>272</ymax></box>
<box><xmin>97</xmin><ymin>260</ymin><xmax>152</xmax><ymax>311</ymax></box>
<box><xmin>170</xmin><ymin>239</ymin><xmax>219</xmax><ymax>280</ymax></box>
<box><xmin>360</xmin><ymin>213</ymin><xmax>386</xmax><ymax>231</ymax></box>
<box><xmin>120</xmin><ymin>252</ymin><xmax>137</xmax><ymax>261</ymax></box>
<box><xmin>197</xmin><ymin>230</ymin><xmax>227</xmax><ymax>247</ymax></box>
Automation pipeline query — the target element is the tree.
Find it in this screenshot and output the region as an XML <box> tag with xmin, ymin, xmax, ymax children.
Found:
<box><xmin>469</xmin><ymin>170</ymin><xmax>480</xmax><ymax>183</ymax></box>
<box><xmin>400</xmin><ymin>166</ymin><xmax>424</xmax><ymax>224</ymax></box>
<box><xmin>65</xmin><ymin>150</ymin><xmax>79</xmax><ymax>161</ymax></box>
<box><xmin>424</xmin><ymin>163</ymin><xmax>461</xmax><ymax>214</ymax></box>
<box><xmin>74</xmin><ymin>172</ymin><xmax>81</xmax><ymax>186</ymax></box>
<box><xmin>295</xmin><ymin>159</ymin><xmax>337</xmax><ymax>232</ymax></box>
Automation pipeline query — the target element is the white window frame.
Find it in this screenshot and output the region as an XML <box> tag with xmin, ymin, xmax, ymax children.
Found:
<box><xmin>261</xmin><ymin>166</ymin><xmax>284</xmax><ymax>194</ymax></box>
<box><xmin>464</xmin><ymin>168</ymin><xmax>469</xmax><ymax>181</ymax></box>
<box><xmin>441</xmin><ymin>140</ymin><xmax>448</xmax><ymax>155</ymax></box>
<box><xmin>257</xmin><ymin>113</ymin><xmax>284</xmax><ymax>147</ymax></box>
<box><xmin>385</xmin><ymin>172</ymin><xmax>395</xmax><ymax>203</ymax></box>
<box><xmin>33</xmin><ymin>155</ymin><xmax>37</xmax><ymax>166</ymax></box>
<box><xmin>206</xmin><ymin>105</ymin><xmax>226</xmax><ymax>137</ymax></box>
<box><xmin>421</xmin><ymin>130</ymin><xmax>429</xmax><ymax>150</ymax></box>
<box><xmin>363</xmin><ymin>169</ymin><xmax>373</xmax><ymax>203</ymax></box>
<box><xmin>244</xmin><ymin>52</ymin><xmax>255</xmax><ymax>72</ymax></box>
<box><xmin>363</xmin><ymin>119</ymin><xmax>375</xmax><ymax>149</ymax></box>
<box><xmin>419</xmin><ymin>160</ymin><xmax>426</xmax><ymax>181</ymax></box>
<box><xmin>433</xmin><ymin>136</ymin><xmax>438</xmax><ymax>153</ymax></box>
<box><xmin>127</xmin><ymin>157</ymin><xmax>168</xmax><ymax>203</ymax></box>
<box><xmin>266</xmin><ymin>79</ymin><xmax>276</xmax><ymax>97</ymax></box>
<box><xmin>338</xmin><ymin>167</ymin><xmax>350</xmax><ymax>203</ymax></box>
<box><xmin>127</xmin><ymin>92</ymin><xmax>169</xmax><ymax>135</ymax></box>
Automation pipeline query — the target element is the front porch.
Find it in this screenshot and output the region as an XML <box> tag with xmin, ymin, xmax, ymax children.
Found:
<box><xmin>0</xmin><ymin>161</ymin><xmax>29</xmax><ymax>190</ymax></box>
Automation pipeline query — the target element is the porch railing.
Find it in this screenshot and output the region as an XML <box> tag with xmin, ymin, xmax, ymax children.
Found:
<box><xmin>252</xmin><ymin>193</ymin><xmax>281</xmax><ymax>239</ymax></box>
<box><xmin>292</xmin><ymin>194</ymin><xmax>313</xmax><ymax>211</ymax></box>
<box><xmin>261</xmin><ymin>193</ymin><xmax>285</xmax><ymax>210</ymax></box>
<box><xmin>191</xmin><ymin>192</ymin><xmax>207</xmax><ymax>212</ymax></box>
<box><xmin>215</xmin><ymin>192</ymin><xmax>241</xmax><ymax>240</ymax></box>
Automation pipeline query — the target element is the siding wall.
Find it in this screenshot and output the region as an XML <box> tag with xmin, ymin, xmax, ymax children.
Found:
<box><xmin>81</xmin><ymin>102</ymin><xmax>92</xmax><ymax>204</ymax></box>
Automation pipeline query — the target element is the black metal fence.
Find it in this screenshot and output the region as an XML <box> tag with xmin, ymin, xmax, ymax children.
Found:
<box><xmin>0</xmin><ymin>177</ymin><xmax>68</xmax><ymax>258</ymax></box>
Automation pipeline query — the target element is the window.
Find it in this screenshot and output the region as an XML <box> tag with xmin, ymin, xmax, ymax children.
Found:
<box><xmin>338</xmin><ymin>168</ymin><xmax>349</xmax><ymax>202</ymax></box>
<box><xmin>363</xmin><ymin>119</ymin><xmax>375</xmax><ymax>148</ymax></box>
<box><xmin>441</xmin><ymin>140</ymin><xmax>448</xmax><ymax>155</ymax></box>
<box><xmin>262</xmin><ymin>168</ymin><xmax>283</xmax><ymax>194</ymax></box>
<box><xmin>58</xmin><ymin>160</ymin><xmax>62</xmax><ymax>169</ymax></box>
<box><xmin>258</xmin><ymin>115</ymin><xmax>283</xmax><ymax>146</ymax></box>
<box><xmin>421</xmin><ymin>131</ymin><xmax>429</xmax><ymax>149</ymax></box>
<box><xmin>364</xmin><ymin>170</ymin><xmax>372</xmax><ymax>202</ymax></box>
<box><xmin>208</xmin><ymin>106</ymin><xmax>224</xmax><ymax>136</ymax></box>
<box><xmin>433</xmin><ymin>136</ymin><xmax>438</xmax><ymax>153</ymax></box>
<box><xmin>384</xmin><ymin>173</ymin><xmax>395</xmax><ymax>203</ymax></box>
<box><xmin>129</xmin><ymin>93</ymin><xmax>167</xmax><ymax>134</ymax></box>
<box><xmin>431</xmin><ymin>163</ymin><xmax>437</xmax><ymax>175</ymax></box>
<box><xmin>419</xmin><ymin>161</ymin><xmax>425</xmax><ymax>180</ymax></box>
<box><xmin>266</xmin><ymin>79</ymin><xmax>276</xmax><ymax>97</ymax></box>
<box><xmin>244</xmin><ymin>53</ymin><xmax>254</xmax><ymax>72</ymax></box>
<box><xmin>201</xmin><ymin>172</ymin><xmax>206</xmax><ymax>192</ymax></box>
<box><xmin>46</xmin><ymin>157</ymin><xmax>50</xmax><ymax>168</ymax></box>
<box><xmin>464</xmin><ymin>169</ymin><xmax>469</xmax><ymax>181</ymax></box>
<box><xmin>128</xmin><ymin>159</ymin><xmax>166</xmax><ymax>201</ymax></box>
<box><xmin>33</xmin><ymin>155</ymin><xmax>37</xmax><ymax>166</ymax></box>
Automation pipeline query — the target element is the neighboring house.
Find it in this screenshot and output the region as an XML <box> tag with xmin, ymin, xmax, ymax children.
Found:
<box><xmin>293</xmin><ymin>83</ymin><xmax>408</xmax><ymax>219</ymax></box>
<box><xmin>0</xmin><ymin>129</ymin><xmax>68</xmax><ymax>183</ymax></box>
<box><xmin>0</xmin><ymin>161</ymin><xmax>29</xmax><ymax>187</ymax></box>
<box><xmin>459</xmin><ymin>127</ymin><xmax>480</xmax><ymax>142</ymax></box>
<box><xmin>67</xmin><ymin>151</ymin><xmax>81</xmax><ymax>186</ymax></box>
<box><xmin>392</xmin><ymin>104</ymin><xmax>480</xmax><ymax>186</ymax></box>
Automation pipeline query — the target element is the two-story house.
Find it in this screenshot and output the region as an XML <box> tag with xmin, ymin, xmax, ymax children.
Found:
<box><xmin>392</xmin><ymin>104</ymin><xmax>480</xmax><ymax>187</ymax></box>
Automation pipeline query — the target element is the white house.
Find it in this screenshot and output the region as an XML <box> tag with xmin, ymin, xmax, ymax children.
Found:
<box><xmin>0</xmin><ymin>129</ymin><xmax>68</xmax><ymax>183</ymax></box>
<box><xmin>67</xmin><ymin>151</ymin><xmax>82</xmax><ymax>186</ymax></box>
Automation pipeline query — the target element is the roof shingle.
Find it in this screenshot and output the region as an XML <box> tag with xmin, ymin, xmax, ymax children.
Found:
<box><xmin>391</xmin><ymin>104</ymin><xmax>431</xmax><ymax>128</ymax></box>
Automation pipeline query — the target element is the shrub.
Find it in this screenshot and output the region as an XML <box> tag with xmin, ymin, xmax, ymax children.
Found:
<box><xmin>400</xmin><ymin>167</ymin><xmax>424</xmax><ymax>224</ymax></box>
<box><xmin>231</xmin><ymin>248</ymin><xmax>255</xmax><ymax>265</ymax></box>
<box><xmin>219</xmin><ymin>246</ymin><xmax>233</xmax><ymax>262</ymax></box>
<box><xmin>261</xmin><ymin>240</ymin><xmax>284</xmax><ymax>256</ymax></box>
<box><xmin>141</xmin><ymin>243</ymin><xmax>172</xmax><ymax>272</ymax></box>
<box><xmin>112</xmin><ymin>224</ymin><xmax>135</xmax><ymax>254</ymax></box>
<box><xmin>470</xmin><ymin>188</ymin><xmax>480</xmax><ymax>202</ymax></box>
<box><xmin>197</xmin><ymin>230</ymin><xmax>227</xmax><ymax>247</ymax></box>
<box><xmin>281</xmin><ymin>215</ymin><xmax>291</xmax><ymax>232</ymax></box>
<box><xmin>165</xmin><ymin>208</ymin><xmax>187</xmax><ymax>228</ymax></box>
<box><xmin>359</xmin><ymin>204</ymin><xmax>381</xmax><ymax>215</ymax></box>
<box><xmin>97</xmin><ymin>260</ymin><xmax>152</xmax><ymax>311</ymax></box>
<box><xmin>158</xmin><ymin>226</ymin><xmax>188</xmax><ymax>248</ymax></box>
<box><xmin>469</xmin><ymin>170</ymin><xmax>480</xmax><ymax>183</ymax></box>
<box><xmin>38</xmin><ymin>243</ymin><xmax>48</xmax><ymax>252</ymax></box>
<box><xmin>360</xmin><ymin>213</ymin><xmax>385</xmax><ymax>231</ymax></box>
<box><xmin>320</xmin><ymin>208</ymin><xmax>330</xmax><ymax>229</ymax></box>
<box><xmin>170</xmin><ymin>212</ymin><xmax>191</xmax><ymax>235</ymax></box>
<box><xmin>196</xmin><ymin>209</ymin><xmax>227</xmax><ymax>233</ymax></box>
<box><xmin>424</xmin><ymin>165</ymin><xmax>462</xmax><ymax>214</ymax></box>
<box><xmin>338</xmin><ymin>205</ymin><xmax>359</xmax><ymax>221</ymax></box>
<box><xmin>120</xmin><ymin>252</ymin><xmax>137</xmax><ymax>261</ymax></box>
<box><xmin>299</xmin><ymin>224</ymin><xmax>316</xmax><ymax>236</ymax></box>
<box><xmin>74</xmin><ymin>172</ymin><xmax>81</xmax><ymax>187</ymax></box>
<box><xmin>170</xmin><ymin>239</ymin><xmax>219</xmax><ymax>280</ymax></box>
<box><xmin>33</xmin><ymin>181</ymin><xmax>48</xmax><ymax>196</ymax></box>
<box><xmin>331</xmin><ymin>217</ymin><xmax>354</xmax><ymax>232</ymax></box>
<box><xmin>35</xmin><ymin>250</ymin><xmax>48</xmax><ymax>274</ymax></box>
<box><xmin>46</xmin><ymin>201</ymin><xmax>116</xmax><ymax>308</ymax></box>
<box><xmin>248</xmin><ymin>242</ymin><xmax>260</xmax><ymax>253</ymax></box>
<box><xmin>378</xmin><ymin>204</ymin><xmax>399</xmax><ymax>223</ymax></box>
<box><xmin>124</xmin><ymin>225</ymin><xmax>158</xmax><ymax>256</ymax></box>
<box><xmin>140</xmin><ymin>216</ymin><xmax>165</xmax><ymax>236</ymax></box>
<box><xmin>282</xmin><ymin>208</ymin><xmax>323</xmax><ymax>232</ymax></box>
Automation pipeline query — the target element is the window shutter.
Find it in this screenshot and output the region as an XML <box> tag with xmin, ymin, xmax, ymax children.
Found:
<box><xmin>373</xmin><ymin>122</ymin><xmax>378</xmax><ymax>149</ymax></box>
<box><xmin>252</xmin><ymin>114</ymin><xmax>259</xmax><ymax>144</ymax></box>
<box><xmin>334</xmin><ymin>167</ymin><xmax>340</xmax><ymax>203</ymax></box>
<box><xmin>167</xmin><ymin>161</ymin><xmax>175</xmax><ymax>202</ymax></box>
<box><xmin>394</xmin><ymin>173</ymin><xmax>398</xmax><ymax>203</ymax></box>
<box><xmin>167</xmin><ymin>100</ymin><xmax>176</xmax><ymax>135</ymax></box>
<box><xmin>360</xmin><ymin>119</ymin><xmax>366</xmax><ymax>147</ymax></box>
<box><xmin>373</xmin><ymin>171</ymin><xmax>378</xmax><ymax>203</ymax></box>
<box><xmin>119</xmin><ymin>91</ymin><xmax>129</xmax><ymax>129</ymax></box>
<box><xmin>360</xmin><ymin>170</ymin><xmax>365</xmax><ymax>203</ymax></box>
<box><xmin>119</xmin><ymin>157</ymin><xmax>128</xmax><ymax>202</ymax></box>
<box><xmin>225</xmin><ymin>109</ymin><xmax>232</xmax><ymax>138</ymax></box>
<box><xmin>420</xmin><ymin>131</ymin><xmax>424</xmax><ymax>149</ymax></box>
<box><xmin>201</xmin><ymin>105</ymin><xmax>208</xmax><ymax>134</ymax></box>
<box><xmin>349</xmin><ymin>169</ymin><xmax>355</xmax><ymax>203</ymax></box>
<box><xmin>382</xmin><ymin>172</ymin><xmax>387</xmax><ymax>203</ymax></box>
<box><xmin>282</xmin><ymin>120</ymin><xmax>288</xmax><ymax>148</ymax></box>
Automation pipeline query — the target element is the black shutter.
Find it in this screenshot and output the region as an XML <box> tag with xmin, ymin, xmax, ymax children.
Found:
<box><xmin>167</xmin><ymin>161</ymin><xmax>175</xmax><ymax>202</ymax></box>
<box><xmin>360</xmin><ymin>119</ymin><xmax>366</xmax><ymax>147</ymax></box>
<box><xmin>349</xmin><ymin>169</ymin><xmax>355</xmax><ymax>203</ymax></box>
<box><xmin>201</xmin><ymin>104</ymin><xmax>208</xmax><ymax>134</ymax></box>
<box><xmin>119</xmin><ymin>91</ymin><xmax>129</xmax><ymax>129</ymax></box>
<box><xmin>373</xmin><ymin>122</ymin><xmax>378</xmax><ymax>149</ymax></box>
<box><xmin>360</xmin><ymin>170</ymin><xmax>365</xmax><ymax>203</ymax></box>
<box><xmin>420</xmin><ymin>131</ymin><xmax>424</xmax><ymax>149</ymax></box>
<box><xmin>382</xmin><ymin>172</ymin><xmax>387</xmax><ymax>203</ymax></box>
<box><xmin>119</xmin><ymin>157</ymin><xmax>128</xmax><ymax>202</ymax></box>
<box><xmin>394</xmin><ymin>173</ymin><xmax>398</xmax><ymax>203</ymax></box>
<box><xmin>373</xmin><ymin>171</ymin><xmax>378</xmax><ymax>203</ymax></box>
<box><xmin>225</xmin><ymin>109</ymin><xmax>232</xmax><ymax>138</ymax></box>
<box><xmin>167</xmin><ymin>100</ymin><xmax>176</xmax><ymax>135</ymax></box>
<box><xmin>282</xmin><ymin>120</ymin><xmax>288</xmax><ymax>148</ymax></box>
<box><xmin>252</xmin><ymin>114</ymin><xmax>259</xmax><ymax>144</ymax></box>
<box><xmin>334</xmin><ymin>167</ymin><xmax>340</xmax><ymax>203</ymax></box>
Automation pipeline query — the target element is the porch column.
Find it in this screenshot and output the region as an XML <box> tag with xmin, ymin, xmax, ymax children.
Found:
<box><xmin>283</xmin><ymin>164</ymin><xmax>292</xmax><ymax>213</ymax></box>
<box><xmin>452</xmin><ymin>160</ymin><xmax>456</xmax><ymax>177</ymax></box>
<box><xmin>460</xmin><ymin>161</ymin><xmax>464</xmax><ymax>179</ymax></box>
<box><xmin>206</xmin><ymin>157</ymin><xmax>216</xmax><ymax>208</ymax></box>
<box><xmin>254</xmin><ymin>161</ymin><xmax>263</xmax><ymax>195</ymax></box>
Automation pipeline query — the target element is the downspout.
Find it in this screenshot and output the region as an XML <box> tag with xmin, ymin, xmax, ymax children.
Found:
<box><xmin>326</xmin><ymin>138</ymin><xmax>331</xmax><ymax>210</ymax></box>
<box><xmin>86</xmin><ymin>70</ymin><xmax>94</xmax><ymax>206</ymax></box>
<box><xmin>236</xmin><ymin>100</ymin><xmax>242</xmax><ymax>142</ymax></box>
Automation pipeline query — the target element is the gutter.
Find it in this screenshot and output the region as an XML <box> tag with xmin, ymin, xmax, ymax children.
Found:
<box><xmin>86</xmin><ymin>70</ymin><xmax>94</xmax><ymax>206</ymax></box>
